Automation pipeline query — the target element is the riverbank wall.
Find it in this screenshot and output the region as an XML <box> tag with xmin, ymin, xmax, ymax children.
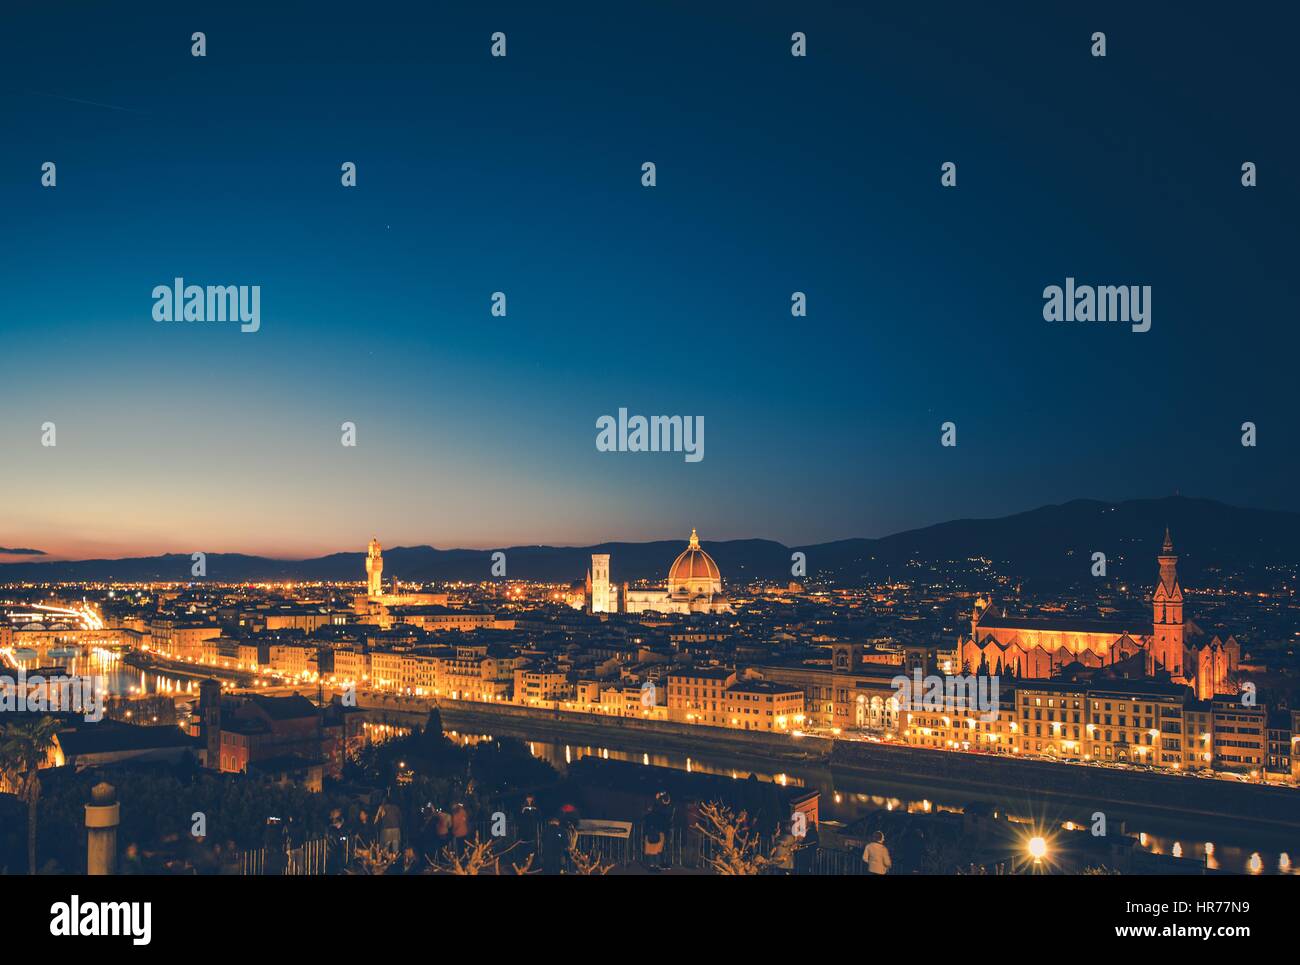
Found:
<box><xmin>829</xmin><ymin>740</ymin><xmax>1300</xmax><ymax>832</ymax></box>
<box><xmin>363</xmin><ymin>697</ymin><xmax>833</xmax><ymax>764</ymax></box>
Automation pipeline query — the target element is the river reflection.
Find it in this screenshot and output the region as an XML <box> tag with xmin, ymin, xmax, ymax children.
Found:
<box><xmin>448</xmin><ymin>730</ymin><xmax>1297</xmax><ymax>875</ymax></box>
<box><xmin>9</xmin><ymin>648</ymin><xmax>202</xmax><ymax>700</ymax></box>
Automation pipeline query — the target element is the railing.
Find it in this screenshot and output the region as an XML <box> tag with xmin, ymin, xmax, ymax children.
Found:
<box><xmin>236</xmin><ymin>822</ymin><xmax>872</xmax><ymax>875</ymax></box>
<box><xmin>240</xmin><ymin>836</ymin><xmax>342</xmax><ymax>875</ymax></box>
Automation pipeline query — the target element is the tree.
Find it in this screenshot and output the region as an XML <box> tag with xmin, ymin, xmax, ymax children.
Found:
<box><xmin>420</xmin><ymin>705</ymin><xmax>446</xmax><ymax>754</ymax></box>
<box><xmin>694</xmin><ymin>802</ymin><xmax>783</xmax><ymax>875</ymax></box>
<box><xmin>0</xmin><ymin>716</ymin><xmax>62</xmax><ymax>874</ymax></box>
<box><xmin>346</xmin><ymin>843</ymin><xmax>399</xmax><ymax>875</ymax></box>
<box><xmin>428</xmin><ymin>837</ymin><xmax>535</xmax><ymax>879</ymax></box>
<box><xmin>568</xmin><ymin>843</ymin><xmax>613</xmax><ymax>875</ymax></box>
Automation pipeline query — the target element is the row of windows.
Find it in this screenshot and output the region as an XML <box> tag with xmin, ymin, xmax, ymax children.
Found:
<box><xmin>1023</xmin><ymin>696</ymin><xmax>1171</xmax><ymax>715</ymax></box>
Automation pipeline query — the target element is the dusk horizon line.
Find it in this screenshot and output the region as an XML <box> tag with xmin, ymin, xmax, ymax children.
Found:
<box><xmin>3</xmin><ymin>493</ymin><xmax>1290</xmax><ymax>566</ymax></box>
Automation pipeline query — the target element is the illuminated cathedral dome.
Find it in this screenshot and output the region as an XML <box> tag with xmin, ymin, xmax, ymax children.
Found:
<box><xmin>667</xmin><ymin>528</ymin><xmax>722</xmax><ymax>598</ymax></box>
<box><xmin>621</xmin><ymin>527</ymin><xmax>732</xmax><ymax>615</ymax></box>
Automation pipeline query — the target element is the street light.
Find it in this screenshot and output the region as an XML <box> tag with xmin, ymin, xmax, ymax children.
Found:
<box><xmin>1027</xmin><ymin>834</ymin><xmax>1048</xmax><ymax>873</ymax></box>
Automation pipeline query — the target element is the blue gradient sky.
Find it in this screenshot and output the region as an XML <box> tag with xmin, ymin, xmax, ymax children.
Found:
<box><xmin>2</xmin><ymin>2</ymin><xmax>1297</xmax><ymax>559</ymax></box>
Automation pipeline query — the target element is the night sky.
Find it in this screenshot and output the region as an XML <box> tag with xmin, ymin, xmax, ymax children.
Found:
<box><xmin>2</xmin><ymin>2</ymin><xmax>1297</xmax><ymax>559</ymax></box>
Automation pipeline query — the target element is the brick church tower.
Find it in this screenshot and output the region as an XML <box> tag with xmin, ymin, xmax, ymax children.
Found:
<box><xmin>1150</xmin><ymin>528</ymin><xmax>1185</xmax><ymax>677</ymax></box>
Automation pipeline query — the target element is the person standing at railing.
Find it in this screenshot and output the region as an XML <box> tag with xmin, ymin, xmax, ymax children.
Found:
<box><xmin>450</xmin><ymin>803</ymin><xmax>471</xmax><ymax>858</ymax></box>
<box><xmin>541</xmin><ymin>817</ymin><xmax>567</xmax><ymax>875</ymax></box>
<box><xmin>516</xmin><ymin>794</ymin><xmax>541</xmax><ymax>867</ymax></box>
<box><xmin>376</xmin><ymin>795</ymin><xmax>403</xmax><ymax>854</ymax></box>
<box><xmin>643</xmin><ymin>791</ymin><xmax>674</xmax><ymax>873</ymax></box>
<box><xmin>517</xmin><ymin>794</ymin><xmax>540</xmax><ymax>841</ymax></box>
<box><xmin>431</xmin><ymin>810</ymin><xmax>453</xmax><ymax>858</ymax></box>
<box><xmin>862</xmin><ymin>831</ymin><xmax>892</xmax><ymax>875</ymax></box>
<box><xmin>262</xmin><ymin>817</ymin><xmax>288</xmax><ymax>876</ymax></box>
<box><xmin>680</xmin><ymin>799</ymin><xmax>703</xmax><ymax>869</ymax></box>
<box><xmin>325</xmin><ymin>811</ymin><xmax>349</xmax><ymax>875</ymax></box>
<box><xmin>349</xmin><ymin>806</ymin><xmax>371</xmax><ymax>849</ymax></box>
<box><xmin>284</xmin><ymin>816</ymin><xmax>305</xmax><ymax>874</ymax></box>
<box><xmin>794</xmin><ymin>821</ymin><xmax>819</xmax><ymax>875</ymax></box>
<box><xmin>219</xmin><ymin>838</ymin><xmax>241</xmax><ymax>875</ymax></box>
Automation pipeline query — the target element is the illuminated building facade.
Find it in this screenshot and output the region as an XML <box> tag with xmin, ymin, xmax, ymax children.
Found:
<box><xmin>268</xmin><ymin>642</ymin><xmax>318</xmax><ymax>678</ymax></box>
<box><xmin>959</xmin><ymin>531</ymin><xmax>1240</xmax><ymax>699</ymax></box>
<box><xmin>755</xmin><ymin>645</ymin><xmax>905</xmax><ymax>733</ymax></box>
<box><xmin>388</xmin><ymin>607</ymin><xmax>495</xmax><ymax>632</ymax></box>
<box><xmin>667</xmin><ymin>668</ymin><xmax>804</xmax><ymax>732</ymax></box>
<box><xmin>434</xmin><ymin>645</ymin><xmax>516</xmax><ymax>701</ymax></box>
<box><xmin>148</xmin><ymin>618</ymin><xmax>222</xmax><ymax>660</ymax></box>
<box><xmin>1014</xmin><ymin>679</ymin><xmax>1187</xmax><ymax>766</ymax></box>
<box><xmin>1197</xmin><ymin>697</ymin><xmax>1267</xmax><ymax>773</ymax></box>
<box><xmin>721</xmin><ymin>679</ymin><xmax>805</xmax><ymax>732</ymax></box>
<box><xmin>668</xmin><ymin>667</ymin><xmax>735</xmax><ymax>725</ymax></box>
<box><xmin>513</xmin><ymin>667</ymin><xmax>571</xmax><ymax>703</ymax></box>
<box><xmin>903</xmin><ymin>685</ymin><xmax>1017</xmax><ymax>753</ymax></box>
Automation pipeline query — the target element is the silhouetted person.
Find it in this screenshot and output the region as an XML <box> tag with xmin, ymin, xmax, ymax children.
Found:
<box><xmin>120</xmin><ymin>842</ymin><xmax>145</xmax><ymax>876</ymax></box>
<box><xmin>262</xmin><ymin>819</ymin><xmax>287</xmax><ymax>876</ymax></box>
<box><xmin>518</xmin><ymin>794</ymin><xmax>541</xmax><ymax>842</ymax></box>
<box><xmin>898</xmin><ymin>825</ymin><xmax>925</xmax><ymax>874</ymax></box>
<box><xmin>541</xmin><ymin>818</ymin><xmax>567</xmax><ymax>875</ymax></box>
<box><xmin>794</xmin><ymin>822</ymin><xmax>820</xmax><ymax>875</ymax></box>
<box><xmin>450</xmin><ymin>803</ymin><xmax>471</xmax><ymax>857</ymax></box>
<box><xmin>376</xmin><ymin>796</ymin><xmax>402</xmax><ymax>854</ymax></box>
<box><xmin>325</xmin><ymin>811</ymin><xmax>349</xmax><ymax>875</ymax></box>
<box><xmin>643</xmin><ymin>791</ymin><xmax>673</xmax><ymax>872</ymax></box>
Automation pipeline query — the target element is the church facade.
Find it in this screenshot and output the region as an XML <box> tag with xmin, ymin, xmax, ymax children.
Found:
<box><xmin>957</xmin><ymin>531</ymin><xmax>1239</xmax><ymax>699</ymax></box>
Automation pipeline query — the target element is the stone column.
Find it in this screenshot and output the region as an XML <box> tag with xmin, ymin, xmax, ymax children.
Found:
<box><xmin>85</xmin><ymin>781</ymin><xmax>120</xmax><ymax>875</ymax></box>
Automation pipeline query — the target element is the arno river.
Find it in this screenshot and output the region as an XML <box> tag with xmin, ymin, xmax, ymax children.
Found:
<box><xmin>456</xmin><ymin>731</ymin><xmax>1299</xmax><ymax>876</ymax></box>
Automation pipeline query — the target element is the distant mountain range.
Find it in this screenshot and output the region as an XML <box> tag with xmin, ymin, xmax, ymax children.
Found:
<box><xmin>2</xmin><ymin>497</ymin><xmax>1297</xmax><ymax>587</ymax></box>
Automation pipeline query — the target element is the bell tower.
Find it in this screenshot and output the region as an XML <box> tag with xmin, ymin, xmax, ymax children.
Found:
<box><xmin>199</xmin><ymin>677</ymin><xmax>222</xmax><ymax>769</ymax></box>
<box><xmin>590</xmin><ymin>554</ymin><xmax>611</xmax><ymax>613</ymax></box>
<box><xmin>1151</xmin><ymin>528</ymin><xmax>1184</xmax><ymax>677</ymax></box>
<box><xmin>366</xmin><ymin>537</ymin><xmax>384</xmax><ymax>599</ymax></box>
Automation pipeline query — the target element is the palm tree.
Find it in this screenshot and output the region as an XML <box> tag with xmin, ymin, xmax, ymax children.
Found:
<box><xmin>0</xmin><ymin>716</ymin><xmax>62</xmax><ymax>874</ymax></box>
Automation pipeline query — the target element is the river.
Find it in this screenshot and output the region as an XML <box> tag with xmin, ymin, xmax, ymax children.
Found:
<box><xmin>445</xmin><ymin>729</ymin><xmax>1298</xmax><ymax>875</ymax></box>
<box><xmin>8</xmin><ymin>647</ymin><xmax>204</xmax><ymax>701</ymax></box>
